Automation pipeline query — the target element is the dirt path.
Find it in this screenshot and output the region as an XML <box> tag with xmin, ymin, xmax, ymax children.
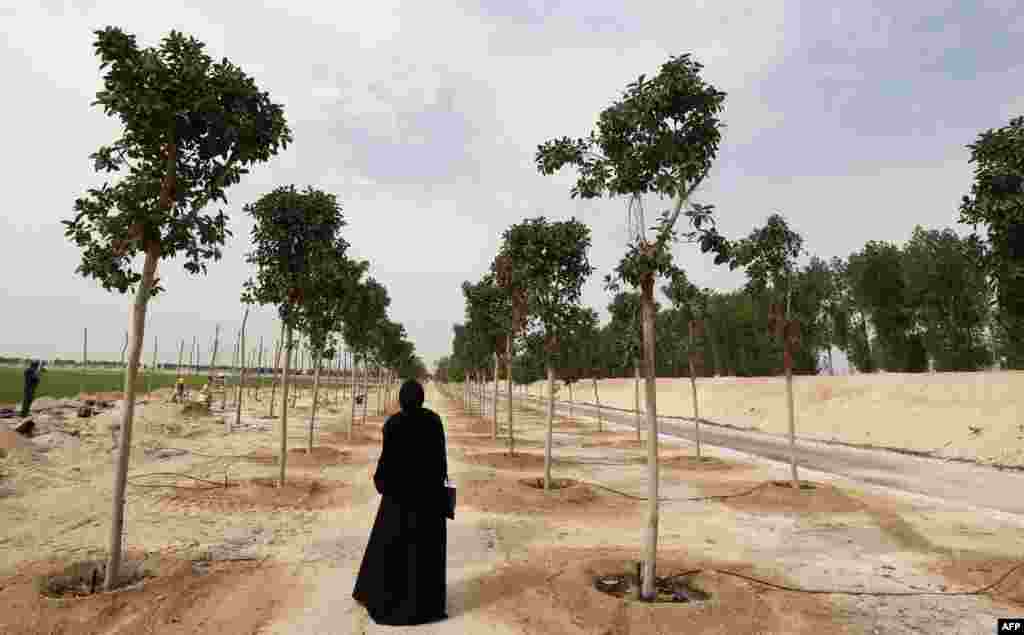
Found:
<box><xmin>505</xmin><ymin>392</ymin><xmax>1024</xmax><ymax>519</ymax></box>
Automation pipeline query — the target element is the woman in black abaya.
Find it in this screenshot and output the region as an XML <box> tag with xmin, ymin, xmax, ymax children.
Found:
<box><xmin>352</xmin><ymin>379</ymin><xmax>449</xmax><ymax>625</ymax></box>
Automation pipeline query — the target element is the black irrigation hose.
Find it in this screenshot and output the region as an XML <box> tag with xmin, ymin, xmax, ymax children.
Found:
<box><xmin>585</xmin><ymin>480</ymin><xmax>771</xmax><ymax>503</ymax></box>
<box><xmin>126</xmin><ymin>472</ymin><xmax>238</xmax><ymax>490</ymax></box>
<box><xmin>704</xmin><ymin>562</ymin><xmax>1024</xmax><ymax>598</ymax></box>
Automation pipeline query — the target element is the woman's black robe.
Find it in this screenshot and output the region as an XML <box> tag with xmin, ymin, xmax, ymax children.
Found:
<box><xmin>352</xmin><ymin>407</ymin><xmax>448</xmax><ymax>625</ymax></box>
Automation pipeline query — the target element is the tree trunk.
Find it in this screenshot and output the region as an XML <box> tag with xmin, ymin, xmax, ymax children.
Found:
<box><xmin>254</xmin><ymin>336</ymin><xmax>264</xmax><ymax>402</ymax></box>
<box><xmin>269</xmin><ymin>322</ymin><xmax>284</xmax><ymax>417</ymax></box>
<box><xmin>176</xmin><ymin>339</ymin><xmax>184</xmax><ymax>381</ymax></box>
<box><xmin>190</xmin><ymin>335</ymin><xmax>197</xmax><ymax>375</ymax></box>
<box><xmin>543</xmin><ymin>364</ymin><xmax>555</xmax><ymax>491</ymax></box>
<box><xmin>786</xmin><ymin>346</ymin><xmax>799</xmax><ymax>489</ymax></box>
<box><xmin>827</xmin><ymin>346</ymin><xmax>834</xmax><ymax>376</ymax></box>
<box><xmin>592</xmin><ymin>376</ymin><xmax>602</xmax><ymax>432</ymax></box>
<box><xmin>233</xmin><ymin>307</ymin><xmax>249</xmax><ymax>433</ymax></box>
<box><xmin>639</xmin><ymin>275</ymin><xmax>659</xmax><ymax>602</ymax></box>
<box><xmin>105</xmin><ymin>244</ymin><xmax>159</xmax><ymax>591</ymax></box>
<box><xmin>634</xmin><ymin>359</ymin><xmax>641</xmax><ymax>442</ymax></box>
<box><xmin>279</xmin><ymin>324</ymin><xmax>293</xmax><ymax>488</ymax></box>
<box><xmin>309</xmin><ymin>351</ymin><xmax>322</xmax><ymax>453</ymax></box>
<box><xmin>361</xmin><ymin>361</ymin><xmax>370</xmax><ymax>426</ymax></box>
<box><xmin>568</xmin><ymin>382</ymin><xmax>574</xmax><ymax>421</ymax></box>
<box><xmin>348</xmin><ymin>355</ymin><xmax>359</xmax><ymax>441</ymax></box>
<box><xmin>688</xmin><ymin>326</ymin><xmax>702</xmax><ymax>459</ymax></box>
<box><xmin>224</xmin><ymin>332</ymin><xmax>235</xmax><ymax>411</ymax></box>
<box><xmin>506</xmin><ymin>334</ymin><xmax>514</xmax><ymax>455</ymax></box>
<box><xmin>121</xmin><ymin>330</ymin><xmax>128</xmax><ymax>368</ymax></box>
<box><xmin>493</xmin><ymin>352</ymin><xmax>500</xmax><ymax>437</ymax></box>
<box><xmin>210</xmin><ymin>324</ymin><xmax>220</xmax><ymax>377</ymax></box>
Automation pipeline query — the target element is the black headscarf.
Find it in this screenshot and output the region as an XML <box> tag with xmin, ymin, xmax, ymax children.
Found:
<box><xmin>398</xmin><ymin>379</ymin><xmax>425</xmax><ymax>412</ymax></box>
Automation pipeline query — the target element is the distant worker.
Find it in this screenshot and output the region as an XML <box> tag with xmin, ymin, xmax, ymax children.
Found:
<box><xmin>173</xmin><ymin>377</ymin><xmax>186</xmax><ymax>403</ymax></box>
<box><xmin>20</xmin><ymin>360</ymin><xmax>43</xmax><ymax>418</ymax></box>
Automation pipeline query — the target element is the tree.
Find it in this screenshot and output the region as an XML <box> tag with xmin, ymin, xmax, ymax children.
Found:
<box><xmin>728</xmin><ymin>213</ymin><xmax>805</xmax><ymax>488</ymax></box>
<box><xmin>341</xmin><ymin>276</ymin><xmax>390</xmax><ymax>436</ymax></box>
<box><xmin>497</xmin><ymin>217</ymin><xmax>594</xmax><ymax>490</ymax></box>
<box><xmin>536</xmin><ymin>54</ymin><xmax>729</xmax><ymax>600</ymax></box>
<box><xmin>243</xmin><ymin>185</ymin><xmax>346</xmax><ymax>486</ymax></box>
<box><xmin>462</xmin><ymin>275</ymin><xmax>510</xmax><ymax>436</ymax></box>
<box><xmin>606</xmin><ymin>290</ymin><xmax>647</xmax><ymax>440</ymax></box>
<box><xmin>63</xmin><ymin>26</ymin><xmax>291</xmax><ymax>591</ymax></box>
<box><xmin>296</xmin><ymin>247</ymin><xmax>363</xmax><ymax>451</ymax></box>
<box><xmin>959</xmin><ymin>116</ymin><xmax>1024</xmax><ymax>368</ymax></box>
<box><xmin>902</xmin><ymin>226</ymin><xmax>992</xmax><ymax>371</ymax></box>
<box><xmin>663</xmin><ymin>268</ymin><xmax>708</xmax><ymax>454</ymax></box>
<box><xmin>847</xmin><ymin>241</ymin><xmax>917</xmax><ymax>371</ymax></box>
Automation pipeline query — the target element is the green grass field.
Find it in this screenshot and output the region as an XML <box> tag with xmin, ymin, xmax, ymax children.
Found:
<box><xmin>0</xmin><ymin>367</ymin><xmax>206</xmax><ymax>406</ymax></box>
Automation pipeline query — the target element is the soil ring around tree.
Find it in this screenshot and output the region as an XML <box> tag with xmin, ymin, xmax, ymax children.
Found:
<box><xmin>929</xmin><ymin>556</ymin><xmax>1024</xmax><ymax>609</ymax></box>
<box><xmin>320</xmin><ymin>430</ymin><xmax>381</xmax><ymax>447</ymax></box>
<box><xmin>696</xmin><ymin>479</ymin><xmax>867</xmax><ymax>514</ymax></box>
<box><xmin>157</xmin><ymin>475</ymin><xmax>349</xmax><ymax>513</ymax></box>
<box><xmin>456</xmin><ymin>473</ymin><xmax>639</xmax><ymax>520</ymax></box>
<box><xmin>243</xmin><ymin>446</ymin><xmax>355</xmax><ymax>468</ymax></box>
<box><xmin>471</xmin><ymin>546</ymin><xmax>846</xmax><ymax>635</ymax></box>
<box><xmin>658</xmin><ymin>453</ymin><xmax>752</xmax><ymax>472</ymax></box>
<box><xmin>0</xmin><ymin>552</ymin><xmax>302</xmax><ymax>635</ymax></box>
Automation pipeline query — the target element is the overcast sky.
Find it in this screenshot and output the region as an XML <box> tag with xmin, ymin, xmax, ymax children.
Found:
<box><xmin>2</xmin><ymin>0</ymin><xmax>1022</xmax><ymax>369</ymax></box>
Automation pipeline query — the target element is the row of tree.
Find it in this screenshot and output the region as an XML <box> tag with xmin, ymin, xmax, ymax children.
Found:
<box><xmin>437</xmin><ymin>58</ymin><xmax>1022</xmax><ymax>601</ymax></box>
<box><xmin>442</xmin><ymin>217</ymin><xmax>1013</xmax><ymax>384</ymax></box>
<box><xmin>62</xmin><ymin>27</ymin><xmax>427</xmax><ymax>590</ymax></box>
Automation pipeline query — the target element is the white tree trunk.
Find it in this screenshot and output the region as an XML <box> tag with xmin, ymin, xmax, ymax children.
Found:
<box><xmin>544</xmin><ymin>364</ymin><xmax>555</xmax><ymax>491</ymax></box>
<box><xmin>634</xmin><ymin>360</ymin><xmax>641</xmax><ymax>442</ymax></box>
<box><xmin>348</xmin><ymin>355</ymin><xmax>359</xmax><ymax>441</ymax></box>
<box><xmin>279</xmin><ymin>324</ymin><xmax>293</xmax><ymax>487</ymax></box>
<box><xmin>232</xmin><ymin>307</ymin><xmax>249</xmax><ymax>432</ymax></box>
<box><xmin>592</xmin><ymin>376</ymin><xmax>602</xmax><ymax>432</ymax></box>
<box><xmin>105</xmin><ymin>246</ymin><xmax>158</xmax><ymax>591</ymax></box>
<box><xmin>639</xmin><ymin>279</ymin><xmax>659</xmax><ymax>601</ymax></box>
<box><xmin>493</xmin><ymin>353</ymin><xmax>500</xmax><ymax>437</ymax></box>
<box><xmin>269</xmin><ymin>323</ymin><xmax>284</xmax><ymax>417</ymax></box>
<box><xmin>308</xmin><ymin>350</ymin><xmax>322</xmax><ymax>453</ymax></box>
<box><xmin>506</xmin><ymin>334</ymin><xmax>514</xmax><ymax>455</ymax></box>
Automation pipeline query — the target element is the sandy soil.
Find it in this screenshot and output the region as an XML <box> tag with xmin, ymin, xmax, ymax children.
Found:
<box><xmin>517</xmin><ymin>372</ymin><xmax>1024</xmax><ymax>467</ymax></box>
<box><xmin>1</xmin><ymin>380</ymin><xmax>1022</xmax><ymax>634</ymax></box>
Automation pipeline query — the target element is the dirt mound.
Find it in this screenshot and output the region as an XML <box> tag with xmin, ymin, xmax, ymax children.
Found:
<box><xmin>659</xmin><ymin>453</ymin><xmax>750</xmax><ymax>472</ymax></box>
<box><xmin>159</xmin><ymin>476</ymin><xmax>348</xmax><ymax>512</ymax></box>
<box><xmin>704</xmin><ymin>480</ymin><xmax>867</xmax><ymax>514</ymax></box>
<box><xmin>460</xmin><ymin>451</ymin><xmax>549</xmax><ymax>470</ymax></box>
<box><xmin>243</xmin><ymin>446</ymin><xmax>354</xmax><ymax>468</ymax></box>
<box><xmin>458</xmin><ymin>473</ymin><xmax>637</xmax><ymax>519</ymax></box>
<box><xmin>0</xmin><ymin>554</ymin><xmax>300</xmax><ymax>635</ymax></box>
<box><xmin>0</xmin><ymin>429</ymin><xmax>32</xmax><ymax>451</ymax></box>
<box><xmin>472</xmin><ymin>546</ymin><xmax>845</xmax><ymax>635</ymax></box>
<box><xmin>930</xmin><ymin>557</ymin><xmax>1024</xmax><ymax>608</ymax></box>
<box><xmin>321</xmin><ymin>430</ymin><xmax>381</xmax><ymax>446</ymax></box>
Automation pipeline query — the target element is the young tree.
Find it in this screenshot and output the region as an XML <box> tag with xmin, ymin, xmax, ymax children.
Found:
<box><xmin>462</xmin><ymin>275</ymin><xmax>510</xmax><ymax>436</ymax></box>
<box><xmin>959</xmin><ymin>116</ymin><xmax>1024</xmax><ymax>368</ymax></box>
<box><xmin>663</xmin><ymin>268</ymin><xmax>707</xmax><ymax>456</ymax></box>
<box><xmin>341</xmin><ymin>276</ymin><xmax>390</xmax><ymax>437</ymax></box>
<box><xmin>536</xmin><ymin>54</ymin><xmax>730</xmax><ymax>600</ymax></box>
<box><xmin>729</xmin><ymin>213</ymin><xmax>804</xmax><ymax>488</ymax></box>
<box><xmin>606</xmin><ymin>291</ymin><xmax>645</xmax><ymax>440</ymax></box>
<box><xmin>243</xmin><ymin>185</ymin><xmax>345</xmax><ymax>486</ymax></box>
<box><xmin>497</xmin><ymin>217</ymin><xmax>594</xmax><ymax>491</ymax></box>
<box><xmin>297</xmin><ymin>248</ymin><xmax>362</xmax><ymax>451</ymax></box>
<box><xmin>63</xmin><ymin>26</ymin><xmax>291</xmax><ymax>591</ymax></box>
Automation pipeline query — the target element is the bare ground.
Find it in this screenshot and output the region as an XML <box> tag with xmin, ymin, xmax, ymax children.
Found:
<box><xmin>1</xmin><ymin>382</ymin><xmax>1022</xmax><ymax>634</ymax></box>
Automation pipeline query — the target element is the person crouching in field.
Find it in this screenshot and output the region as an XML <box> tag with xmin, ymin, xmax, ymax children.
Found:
<box><xmin>352</xmin><ymin>379</ymin><xmax>450</xmax><ymax>625</ymax></box>
<box><xmin>20</xmin><ymin>360</ymin><xmax>43</xmax><ymax>418</ymax></box>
